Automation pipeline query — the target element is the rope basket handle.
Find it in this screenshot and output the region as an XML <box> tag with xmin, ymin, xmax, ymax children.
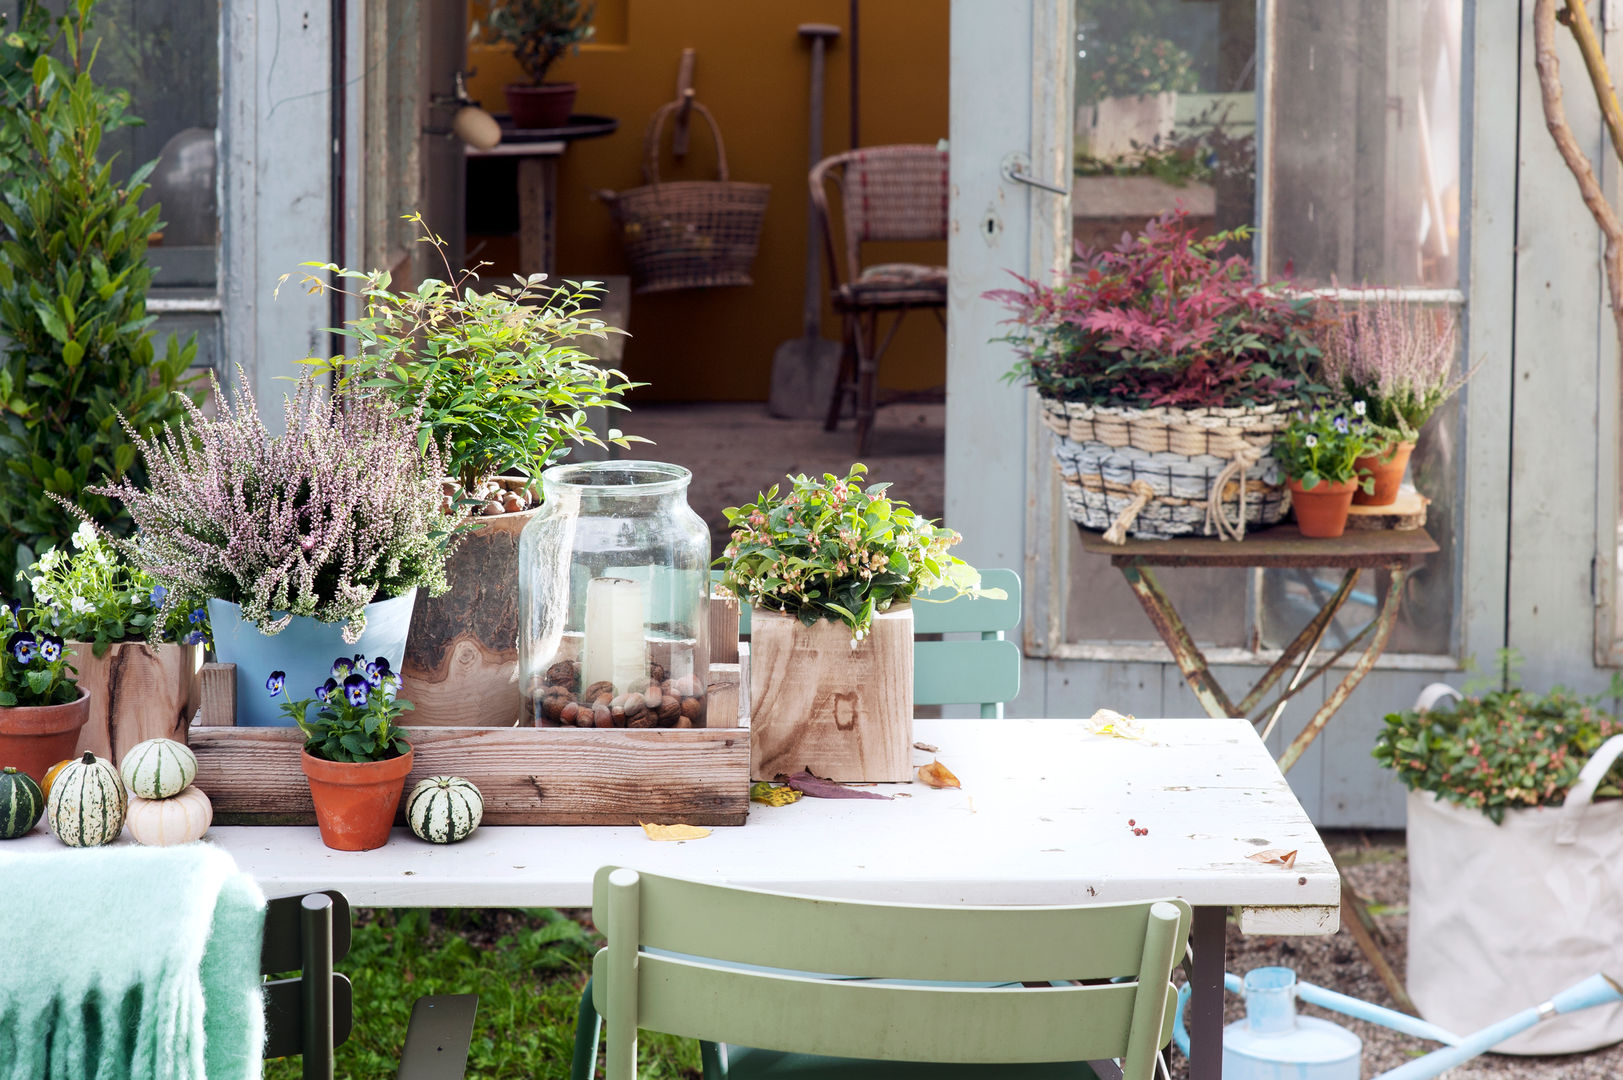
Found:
<box><xmin>642</xmin><ymin>98</ymin><xmax>731</xmax><ymax>188</ymax></box>
<box><xmin>1103</xmin><ymin>480</ymin><xmax>1156</xmax><ymax>545</ymax></box>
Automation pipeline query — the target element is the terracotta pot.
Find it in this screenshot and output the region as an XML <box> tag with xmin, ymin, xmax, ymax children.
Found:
<box><xmin>504</xmin><ymin>83</ymin><xmax>577</xmax><ymax>129</ymax></box>
<box><xmin>1288</xmin><ymin>477</ymin><xmax>1358</xmax><ymax>539</ymax></box>
<box><xmin>301</xmin><ymin>747</ymin><xmax>414</xmax><ymax>851</ymax></box>
<box><xmin>0</xmin><ymin>689</ymin><xmax>92</xmax><ymax>784</ymax></box>
<box><xmin>1352</xmin><ymin>440</ymin><xmax>1416</xmax><ymax>507</ymax></box>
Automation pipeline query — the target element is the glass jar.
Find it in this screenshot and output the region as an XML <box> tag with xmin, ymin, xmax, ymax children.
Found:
<box><xmin>517</xmin><ymin>461</ymin><xmax>711</xmax><ymax>728</ymax></box>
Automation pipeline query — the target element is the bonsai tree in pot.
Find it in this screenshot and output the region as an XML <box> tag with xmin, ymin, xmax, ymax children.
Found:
<box><xmin>477</xmin><ymin>0</ymin><xmax>595</xmax><ymax>129</ymax></box>
<box><xmin>1373</xmin><ymin>654</ymin><xmax>1623</xmax><ymax>1053</ymax></box>
<box><xmin>1316</xmin><ymin>294</ymin><xmax>1474</xmax><ymax>507</ymax></box>
<box><xmin>988</xmin><ymin>208</ymin><xmax>1327</xmax><ymax>542</ymax></box>
<box><xmin>21</xmin><ymin>520</ymin><xmax>208</xmax><ymax>762</ymax></box>
<box><xmin>714</xmin><ymin>464</ymin><xmax>999</xmax><ymax>783</ymax></box>
<box><xmin>291</xmin><ymin>214</ymin><xmax>640</xmax><ymax>725</ymax></box>
<box><xmin>88</xmin><ymin>371</ymin><xmax>457</xmax><ymax>727</ymax></box>
<box><xmin>270</xmin><ymin>654</ymin><xmax>413</xmax><ymax>851</ymax></box>
<box><xmin>0</xmin><ymin>603</ymin><xmax>86</xmax><ymax>784</ymax></box>
<box><xmin>1273</xmin><ymin>401</ymin><xmax>1375</xmax><ymax>539</ymax></box>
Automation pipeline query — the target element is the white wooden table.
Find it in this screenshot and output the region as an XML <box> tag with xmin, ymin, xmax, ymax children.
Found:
<box><xmin>9</xmin><ymin>716</ymin><xmax>1336</xmax><ymax>1079</ymax></box>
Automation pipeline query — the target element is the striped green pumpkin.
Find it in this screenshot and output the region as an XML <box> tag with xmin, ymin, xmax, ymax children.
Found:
<box><xmin>119</xmin><ymin>738</ymin><xmax>197</xmax><ymax>800</ymax></box>
<box><xmin>406</xmin><ymin>775</ymin><xmax>483</xmax><ymax>844</ymax></box>
<box><xmin>0</xmin><ymin>766</ymin><xmax>44</xmax><ymax>840</ymax></box>
<box><xmin>47</xmin><ymin>751</ymin><xmax>127</xmax><ymax>847</ymax></box>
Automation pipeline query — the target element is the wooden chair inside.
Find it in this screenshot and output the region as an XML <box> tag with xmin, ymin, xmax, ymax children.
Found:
<box><xmin>810</xmin><ymin>144</ymin><xmax>949</xmax><ymax>453</ymax></box>
<box><xmin>570</xmin><ymin>866</ymin><xmax>1190</xmax><ymax>1080</ymax></box>
<box><xmin>262</xmin><ymin>891</ymin><xmax>478</xmax><ymax>1080</ymax></box>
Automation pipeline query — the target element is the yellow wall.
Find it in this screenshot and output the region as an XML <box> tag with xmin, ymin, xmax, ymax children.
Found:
<box><xmin>467</xmin><ymin>1</ymin><xmax>950</xmax><ymax>403</ymax></box>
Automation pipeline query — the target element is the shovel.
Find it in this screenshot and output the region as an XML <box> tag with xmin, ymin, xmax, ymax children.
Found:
<box><xmin>768</xmin><ymin>23</ymin><xmax>842</xmax><ymax>419</ymax></box>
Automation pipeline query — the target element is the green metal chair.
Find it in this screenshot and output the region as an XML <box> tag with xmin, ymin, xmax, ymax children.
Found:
<box><xmin>569</xmin><ymin>866</ymin><xmax>1190</xmax><ymax>1080</ymax></box>
<box><xmin>262</xmin><ymin>891</ymin><xmax>478</xmax><ymax>1080</ymax></box>
<box><xmin>717</xmin><ymin>567</ymin><xmax>1022</xmax><ymax>718</ymax></box>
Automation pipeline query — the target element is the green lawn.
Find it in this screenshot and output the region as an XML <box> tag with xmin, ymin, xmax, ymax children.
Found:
<box><xmin>263</xmin><ymin>908</ymin><xmax>700</xmax><ymax>1080</ymax></box>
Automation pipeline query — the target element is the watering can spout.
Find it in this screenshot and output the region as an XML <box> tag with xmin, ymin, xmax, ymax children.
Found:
<box><xmin>1549</xmin><ymin>973</ymin><xmax>1623</xmax><ymax>1015</ymax></box>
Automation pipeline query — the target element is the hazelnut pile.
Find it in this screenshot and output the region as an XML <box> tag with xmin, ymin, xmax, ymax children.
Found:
<box><xmin>534</xmin><ymin>659</ymin><xmax>707</xmax><ymax>729</ymax></box>
<box><xmin>440</xmin><ymin>477</ymin><xmax>538</xmax><ymax>517</ymax></box>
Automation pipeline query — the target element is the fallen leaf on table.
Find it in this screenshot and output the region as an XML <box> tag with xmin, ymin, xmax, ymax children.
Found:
<box><xmin>1082</xmin><ymin>708</ymin><xmax>1148</xmax><ymax>741</ymax></box>
<box><xmin>641</xmin><ymin>822</ymin><xmax>711</xmax><ymax>841</ymax></box>
<box><xmin>781</xmin><ymin>770</ymin><xmax>893</xmax><ymax>800</ymax></box>
<box><xmin>913</xmin><ymin>741</ymin><xmax>939</xmax><ymax>753</ymax></box>
<box><xmin>750</xmin><ymin>781</ymin><xmax>803</xmax><ymax>806</ymax></box>
<box><xmin>1246</xmin><ymin>848</ymin><xmax>1298</xmax><ymax>869</ymax></box>
<box><xmin>916</xmin><ymin>759</ymin><xmax>961</xmax><ymax>789</ymax></box>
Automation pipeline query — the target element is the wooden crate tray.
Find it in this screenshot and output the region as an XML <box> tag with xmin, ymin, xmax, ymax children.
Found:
<box><xmin>189</xmin><ymin>593</ymin><xmax>751</xmax><ymax>827</ymax></box>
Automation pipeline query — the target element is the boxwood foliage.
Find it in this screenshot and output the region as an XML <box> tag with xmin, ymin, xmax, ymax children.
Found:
<box><xmin>0</xmin><ymin>0</ymin><xmax>197</xmax><ymax>584</ymax></box>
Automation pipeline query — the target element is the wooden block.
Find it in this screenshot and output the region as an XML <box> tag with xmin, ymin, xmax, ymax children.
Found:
<box><xmin>71</xmin><ymin>642</ymin><xmax>204</xmax><ymax>762</ymax></box>
<box><xmin>194</xmin><ymin>663</ymin><xmax>238</xmax><ymax>728</ymax></box>
<box><xmin>749</xmin><ymin>607</ymin><xmax>912</xmax><ymax>782</ymax></box>
<box><xmin>706</xmin><ymin>663</ymin><xmax>740</xmax><ymax>730</ymax></box>
<box><xmin>1346</xmin><ymin>486</ymin><xmax>1430</xmax><ymax>531</ymax></box>
<box><xmin>190</xmin><ymin>725</ymin><xmax>750</xmax><ymax>826</ymax></box>
<box><xmin>709</xmin><ymin>591</ymin><xmax>740</xmax><ymax>665</ymax></box>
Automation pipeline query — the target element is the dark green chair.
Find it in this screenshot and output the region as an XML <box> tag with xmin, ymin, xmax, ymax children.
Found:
<box><xmin>716</xmin><ymin>567</ymin><xmax>1023</xmax><ymax>717</ymax></box>
<box><xmin>569</xmin><ymin>866</ymin><xmax>1190</xmax><ymax>1080</ymax></box>
<box><xmin>262</xmin><ymin>892</ymin><xmax>478</xmax><ymax>1080</ymax></box>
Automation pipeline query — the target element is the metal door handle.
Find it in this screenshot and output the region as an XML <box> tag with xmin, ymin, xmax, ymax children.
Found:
<box><xmin>1001</xmin><ymin>152</ymin><xmax>1069</xmax><ymax>195</ymax></box>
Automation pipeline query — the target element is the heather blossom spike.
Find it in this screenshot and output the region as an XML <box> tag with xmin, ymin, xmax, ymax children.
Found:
<box><xmin>1318</xmin><ymin>293</ymin><xmax>1477</xmax><ymax>440</ymax></box>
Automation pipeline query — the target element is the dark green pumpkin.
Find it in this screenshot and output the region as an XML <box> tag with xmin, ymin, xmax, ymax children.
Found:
<box><xmin>0</xmin><ymin>765</ymin><xmax>44</xmax><ymax>839</ymax></box>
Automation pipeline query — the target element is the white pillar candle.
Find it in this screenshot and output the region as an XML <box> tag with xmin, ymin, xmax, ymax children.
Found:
<box><xmin>581</xmin><ymin>576</ymin><xmax>648</xmax><ymax>694</ymax></box>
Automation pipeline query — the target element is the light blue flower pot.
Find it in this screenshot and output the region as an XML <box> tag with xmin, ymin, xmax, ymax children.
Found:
<box><xmin>208</xmin><ymin>590</ymin><xmax>418</xmax><ymax>727</ymax></box>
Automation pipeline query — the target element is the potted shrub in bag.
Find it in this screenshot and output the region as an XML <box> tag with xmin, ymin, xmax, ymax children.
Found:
<box><xmin>476</xmin><ymin>0</ymin><xmax>595</xmax><ymax>129</ymax></box>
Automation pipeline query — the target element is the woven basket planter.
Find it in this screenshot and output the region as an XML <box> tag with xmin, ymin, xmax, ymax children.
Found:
<box><xmin>1038</xmin><ymin>395</ymin><xmax>1292</xmax><ymax>542</ymax></box>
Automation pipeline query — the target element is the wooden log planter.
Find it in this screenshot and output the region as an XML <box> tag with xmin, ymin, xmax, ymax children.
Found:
<box><xmin>189</xmin><ymin>595</ymin><xmax>751</xmax><ymax>826</ymax></box>
<box><xmin>71</xmin><ymin>642</ymin><xmax>204</xmax><ymax>764</ymax></box>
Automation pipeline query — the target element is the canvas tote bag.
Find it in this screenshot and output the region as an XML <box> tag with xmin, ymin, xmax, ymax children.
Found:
<box><xmin>1406</xmin><ymin>683</ymin><xmax>1623</xmax><ymax>1053</ymax></box>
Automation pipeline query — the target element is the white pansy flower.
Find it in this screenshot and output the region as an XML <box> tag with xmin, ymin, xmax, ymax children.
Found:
<box><xmin>1304</xmin><ymin>434</ymin><xmax>1318</xmax><ymax>448</ymax></box>
<box><xmin>71</xmin><ymin>521</ymin><xmax>96</xmax><ymax>550</ymax></box>
<box><xmin>68</xmin><ymin>595</ymin><xmax>92</xmax><ymax>615</ymax></box>
<box><xmin>1352</xmin><ymin>400</ymin><xmax>1367</xmax><ymax>417</ymax></box>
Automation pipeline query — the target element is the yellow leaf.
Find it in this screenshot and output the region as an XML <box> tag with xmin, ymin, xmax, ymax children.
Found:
<box><xmin>640</xmin><ymin>821</ymin><xmax>712</xmax><ymax>841</ymax></box>
<box><xmin>750</xmin><ymin>782</ymin><xmax>803</xmax><ymax>806</ymax></box>
<box><xmin>1246</xmin><ymin>848</ymin><xmax>1298</xmax><ymax>869</ymax></box>
<box><xmin>1083</xmin><ymin>708</ymin><xmax>1148</xmax><ymax>741</ymax></box>
<box><xmin>916</xmin><ymin>759</ymin><xmax>961</xmax><ymax>789</ymax></box>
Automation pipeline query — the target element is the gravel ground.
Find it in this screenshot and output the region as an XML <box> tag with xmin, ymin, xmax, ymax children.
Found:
<box><xmin>1167</xmin><ymin>829</ymin><xmax>1623</xmax><ymax>1079</ymax></box>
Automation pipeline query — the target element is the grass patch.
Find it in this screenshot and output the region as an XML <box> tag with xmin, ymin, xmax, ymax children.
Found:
<box><xmin>264</xmin><ymin>908</ymin><xmax>700</xmax><ymax>1080</ymax></box>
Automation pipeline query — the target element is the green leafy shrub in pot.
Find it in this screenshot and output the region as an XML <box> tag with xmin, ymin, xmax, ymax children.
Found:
<box><xmin>1373</xmin><ymin>654</ymin><xmax>1623</xmax><ymax>824</ymax></box>
<box><xmin>713</xmin><ymin>464</ymin><xmax>1003</xmax><ymax>640</ymax></box>
<box><xmin>476</xmin><ymin>0</ymin><xmax>596</xmax><ymax>86</ymax></box>
<box><xmin>0</xmin><ymin>0</ymin><xmax>198</xmax><ymax>584</ymax></box>
<box><xmin>269</xmin><ymin>656</ymin><xmax>412</xmax><ymax>763</ymax></box>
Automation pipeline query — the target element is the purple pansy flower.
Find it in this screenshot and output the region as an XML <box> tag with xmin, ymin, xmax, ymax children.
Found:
<box><xmin>265</xmin><ymin>670</ymin><xmax>286</xmax><ymax>696</ymax></box>
<box><xmin>38</xmin><ymin>635</ymin><xmax>62</xmax><ymax>663</ymax></box>
<box><xmin>7</xmin><ymin>632</ymin><xmax>37</xmax><ymax>665</ymax></box>
<box><xmin>342</xmin><ymin>673</ymin><xmax>371</xmax><ymax>707</ymax></box>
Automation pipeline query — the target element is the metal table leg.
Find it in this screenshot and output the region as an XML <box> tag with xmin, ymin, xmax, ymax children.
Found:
<box><xmin>1122</xmin><ymin>564</ymin><xmax>1238</xmax><ymax>718</ymax></box>
<box><xmin>1187</xmin><ymin>906</ymin><xmax>1228</xmax><ymax>1080</ymax></box>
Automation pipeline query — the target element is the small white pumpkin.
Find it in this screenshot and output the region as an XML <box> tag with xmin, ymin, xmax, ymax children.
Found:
<box><xmin>120</xmin><ymin>738</ymin><xmax>198</xmax><ymax>800</ymax></box>
<box><xmin>126</xmin><ymin>785</ymin><xmax>213</xmax><ymax>847</ymax></box>
<box><xmin>47</xmin><ymin>751</ymin><xmax>127</xmax><ymax>847</ymax></box>
<box><xmin>406</xmin><ymin>775</ymin><xmax>483</xmax><ymax>844</ymax></box>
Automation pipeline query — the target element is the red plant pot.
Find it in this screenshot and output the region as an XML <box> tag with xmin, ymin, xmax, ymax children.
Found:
<box><xmin>1288</xmin><ymin>477</ymin><xmax>1358</xmax><ymax>539</ymax></box>
<box><xmin>0</xmin><ymin>689</ymin><xmax>92</xmax><ymax>784</ymax></box>
<box><xmin>1352</xmin><ymin>440</ymin><xmax>1416</xmax><ymax>507</ymax></box>
<box><xmin>301</xmin><ymin>747</ymin><xmax>414</xmax><ymax>852</ymax></box>
<box><xmin>504</xmin><ymin>83</ymin><xmax>577</xmax><ymax>130</ymax></box>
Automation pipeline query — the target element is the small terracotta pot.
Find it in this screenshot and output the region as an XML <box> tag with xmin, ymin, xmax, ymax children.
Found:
<box><xmin>1288</xmin><ymin>477</ymin><xmax>1358</xmax><ymax>539</ymax></box>
<box><xmin>504</xmin><ymin>83</ymin><xmax>577</xmax><ymax>129</ymax></box>
<box><xmin>0</xmin><ymin>689</ymin><xmax>92</xmax><ymax>784</ymax></box>
<box><xmin>301</xmin><ymin>747</ymin><xmax>414</xmax><ymax>851</ymax></box>
<box><xmin>1352</xmin><ymin>440</ymin><xmax>1416</xmax><ymax>507</ymax></box>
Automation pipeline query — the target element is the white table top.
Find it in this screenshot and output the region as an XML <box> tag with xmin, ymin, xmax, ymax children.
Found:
<box><xmin>8</xmin><ymin>718</ymin><xmax>1339</xmax><ymax>935</ymax></box>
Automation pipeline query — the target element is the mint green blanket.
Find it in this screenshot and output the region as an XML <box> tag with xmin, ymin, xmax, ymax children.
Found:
<box><xmin>0</xmin><ymin>844</ymin><xmax>266</xmax><ymax>1080</ymax></box>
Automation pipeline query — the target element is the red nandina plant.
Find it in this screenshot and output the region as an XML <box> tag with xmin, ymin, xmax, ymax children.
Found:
<box><xmin>987</xmin><ymin>209</ymin><xmax>1326</xmax><ymax>409</ymax></box>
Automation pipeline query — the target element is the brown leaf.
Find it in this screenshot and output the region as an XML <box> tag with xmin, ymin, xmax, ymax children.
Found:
<box><xmin>1246</xmin><ymin>848</ymin><xmax>1298</xmax><ymax>869</ymax></box>
<box><xmin>913</xmin><ymin>741</ymin><xmax>940</xmax><ymax>753</ymax></box>
<box><xmin>641</xmin><ymin>822</ymin><xmax>712</xmax><ymax>841</ymax></box>
<box><xmin>781</xmin><ymin>770</ymin><xmax>893</xmax><ymax>800</ymax></box>
<box><xmin>916</xmin><ymin>759</ymin><xmax>961</xmax><ymax>789</ymax></box>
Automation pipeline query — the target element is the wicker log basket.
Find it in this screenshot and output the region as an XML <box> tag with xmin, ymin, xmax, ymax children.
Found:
<box><xmin>1038</xmin><ymin>395</ymin><xmax>1292</xmax><ymax>542</ymax></box>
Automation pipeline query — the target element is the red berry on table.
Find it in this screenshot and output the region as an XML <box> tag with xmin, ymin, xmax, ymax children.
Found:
<box><xmin>1128</xmin><ymin>819</ymin><xmax>1136</xmax><ymax>827</ymax></box>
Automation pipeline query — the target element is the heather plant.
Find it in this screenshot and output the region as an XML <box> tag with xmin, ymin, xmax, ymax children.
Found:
<box><xmin>0</xmin><ymin>0</ymin><xmax>198</xmax><ymax>584</ymax></box>
<box><xmin>22</xmin><ymin>519</ymin><xmax>208</xmax><ymax>655</ymax></box>
<box><xmin>0</xmin><ymin>602</ymin><xmax>77</xmax><ymax>707</ymax></box>
<box><xmin>714</xmin><ymin>464</ymin><xmax>1002</xmax><ymax>639</ymax></box>
<box><xmin>289</xmin><ymin>213</ymin><xmax>641</xmax><ymax>499</ymax></box>
<box><xmin>1317</xmin><ymin>294</ymin><xmax>1473</xmax><ymax>441</ymax></box>
<box><xmin>1373</xmin><ymin>652</ymin><xmax>1623</xmax><ymax>824</ymax></box>
<box><xmin>87</xmin><ymin>371</ymin><xmax>456</xmax><ymax>643</ymax></box>
<box><xmin>988</xmin><ymin>209</ymin><xmax>1325</xmax><ymax>410</ymax></box>
<box><xmin>1274</xmin><ymin>401</ymin><xmax>1376</xmax><ymax>493</ymax></box>
<box><xmin>269</xmin><ymin>654</ymin><xmax>412</xmax><ymax>763</ymax></box>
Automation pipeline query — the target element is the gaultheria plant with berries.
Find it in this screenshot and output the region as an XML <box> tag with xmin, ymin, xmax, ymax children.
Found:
<box><xmin>987</xmin><ymin>209</ymin><xmax>1326</xmax><ymax>409</ymax></box>
<box><xmin>88</xmin><ymin>371</ymin><xmax>457</xmax><ymax>643</ymax></box>
<box><xmin>713</xmin><ymin>464</ymin><xmax>1002</xmax><ymax>639</ymax></box>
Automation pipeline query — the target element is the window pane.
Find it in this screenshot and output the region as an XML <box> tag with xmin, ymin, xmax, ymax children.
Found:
<box><xmin>1267</xmin><ymin>0</ymin><xmax>1463</xmax><ymax>287</ymax></box>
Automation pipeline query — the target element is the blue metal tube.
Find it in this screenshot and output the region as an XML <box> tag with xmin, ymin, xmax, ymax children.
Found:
<box><xmin>1293</xmin><ymin>978</ymin><xmax>1461</xmax><ymax>1045</ymax></box>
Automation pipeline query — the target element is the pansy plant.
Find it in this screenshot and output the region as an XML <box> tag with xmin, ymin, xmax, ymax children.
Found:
<box><xmin>269</xmin><ymin>654</ymin><xmax>412</xmax><ymax>763</ymax></box>
<box><xmin>0</xmin><ymin>604</ymin><xmax>78</xmax><ymax>707</ymax></box>
<box><xmin>1274</xmin><ymin>401</ymin><xmax>1377</xmax><ymax>493</ymax></box>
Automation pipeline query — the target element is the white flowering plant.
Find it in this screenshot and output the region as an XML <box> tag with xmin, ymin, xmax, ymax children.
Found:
<box><xmin>21</xmin><ymin>521</ymin><xmax>208</xmax><ymax>656</ymax></box>
<box><xmin>713</xmin><ymin>464</ymin><xmax>1001</xmax><ymax>639</ymax></box>
<box><xmin>1275</xmin><ymin>401</ymin><xmax>1377</xmax><ymax>492</ymax></box>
